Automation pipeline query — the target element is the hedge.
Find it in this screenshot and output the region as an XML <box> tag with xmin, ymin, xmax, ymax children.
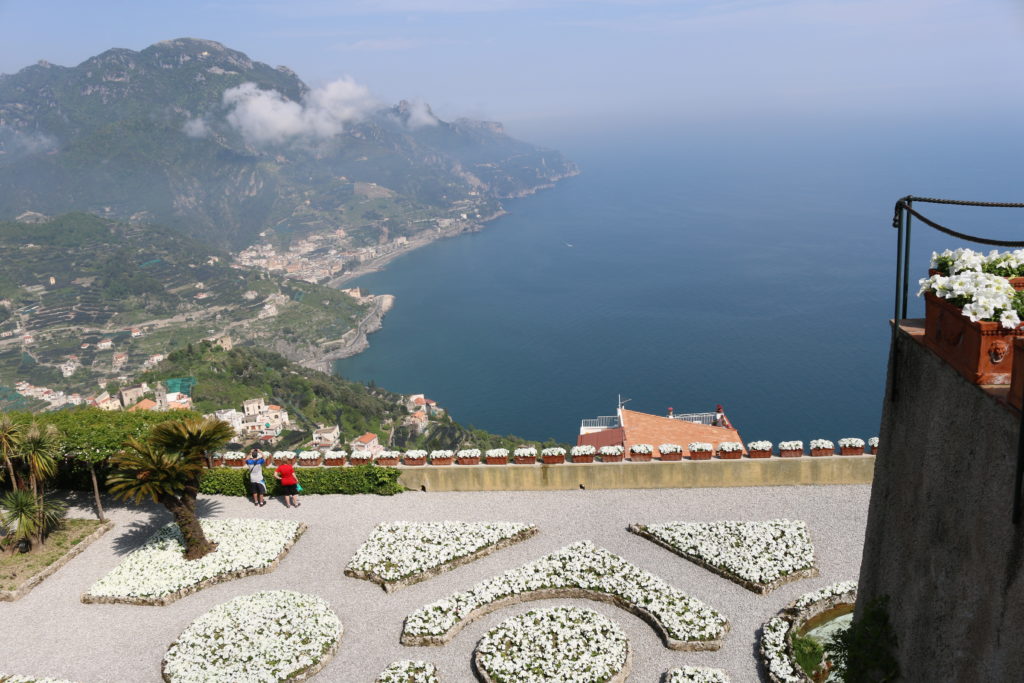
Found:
<box><xmin>199</xmin><ymin>465</ymin><xmax>404</xmax><ymax>497</ymax></box>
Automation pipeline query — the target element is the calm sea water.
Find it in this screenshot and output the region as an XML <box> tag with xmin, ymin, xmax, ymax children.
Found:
<box><xmin>336</xmin><ymin>120</ymin><xmax>1024</xmax><ymax>443</ymax></box>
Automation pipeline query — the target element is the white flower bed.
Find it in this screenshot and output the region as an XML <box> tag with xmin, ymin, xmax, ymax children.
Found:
<box><xmin>429</xmin><ymin>450</ymin><xmax>454</xmax><ymax>461</ymax></box>
<box><xmin>0</xmin><ymin>677</ymin><xmax>76</xmax><ymax>683</ymax></box>
<box><xmin>84</xmin><ymin>519</ymin><xmax>304</xmax><ymax>604</ymax></box>
<box><xmin>485</xmin><ymin>448</ymin><xmax>508</xmax><ymax>459</ymax></box>
<box><xmin>402</xmin><ymin>540</ymin><xmax>728</xmax><ymax>648</ymax></box>
<box><xmin>475</xmin><ymin>607</ymin><xmax>629</xmax><ymax>683</ymax></box>
<box><xmin>717</xmin><ymin>442</ymin><xmax>743</xmax><ymax>453</ymax></box>
<box><xmin>514</xmin><ymin>447</ymin><xmax>537</xmax><ymax>458</ymax></box>
<box><xmin>541</xmin><ymin>447</ymin><xmax>566</xmax><ymax>456</ymax></box>
<box><xmin>792</xmin><ymin>580</ymin><xmax>857</xmax><ymax>609</ymax></box>
<box><xmin>631</xmin><ymin>443</ymin><xmax>653</xmax><ymax>454</ymax></box>
<box><xmin>778</xmin><ymin>441</ymin><xmax>803</xmax><ymax>452</ymax></box>
<box><xmin>572</xmin><ymin>445</ymin><xmax>596</xmax><ymax>456</ymax></box>
<box><xmin>838</xmin><ymin>438</ymin><xmax>864</xmax><ymax>448</ymax></box>
<box><xmin>659</xmin><ymin>443</ymin><xmax>682</xmax><ymax>454</ymax></box>
<box><xmin>688</xmin><ymin>442</ymin><xmax>712</xmax><ymax>452</ymax></box>
<box><xmin>162</xmin><ymin>590</ymin><xmax>341</xmax><ymax>683</ymax></box>
<box><xmin>919</xmin><ymin>271</ymin><xmax>1021</xmax><ymax>328</ymax></box>
<box><xmin>666</xmin><ymin>667</ymin><xmax>731</xmax><ymax>683</ymax></box>
<box><xmin>346</xmin><ymin>521</ymin><xmax>536</xmax><ymax>590</ymax></box>
<box><xmin>809</xmin><ymin>439</ymin><xmax>833</xmax><ymax>451</ymax></box>
<box><xmin>599</xmin><ymin>445</ymin><xmax>624</xmax><ymax>456</ymax></box>
<box><xmin>457</xmin><ymin>448</ymin><xmax>481</xmax><ymax>459</ymax></box>
<box><xmin>375</xmin><ymin>660</ymin><xmax>439</xmax><ymax>683</ymax></box>
<box><xmin>631</xmin><ymin>520</ymin><xmax>816</xmax><ymax>592</ymax></box>
<box><xmin>748</xmin><ymin>440</ymin><xmax>772</xmax><ymax>451</ymax></box>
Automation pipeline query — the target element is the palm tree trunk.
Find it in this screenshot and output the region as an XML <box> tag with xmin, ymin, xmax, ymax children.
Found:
<box><xmin>2</xmin><ymin>453</ymin><xmax>15</xmax><ymax>491</ymax></box>
<box><xmin>161</xmin><ymin>495</ymin><xmax>216</xmax><ymax>560</ymax></box>
<box><xmin>89</xmin><ymin>463</ymin><xmax>106</xmax><ymax>523</ymax></box>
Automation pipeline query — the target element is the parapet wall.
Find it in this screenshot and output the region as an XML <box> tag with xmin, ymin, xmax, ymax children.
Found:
<box><xmin>857</xmin><ymin>322</ymin><xmax>1024</xmax><ymax>680</ymax></box>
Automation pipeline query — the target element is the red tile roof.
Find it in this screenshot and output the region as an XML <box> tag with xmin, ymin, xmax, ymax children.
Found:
<box><xmin>356</xmin><ymin>432</ymin><xmax>377</xmax><ymax>444</ymax></box>
<box><xmin>128</xmin><ymin>398</ymin><xmax>157</xmax><ymax>412</ymax></box>
<box><xmin>578</xmin><ymin>409</ymin><xmax>744</xmax><ymax>459</ymax></box>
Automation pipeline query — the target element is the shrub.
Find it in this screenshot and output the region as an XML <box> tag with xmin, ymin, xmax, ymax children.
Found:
<box><xmin>200</xmin><ymin>465</ymin><xmax>403</xmax><ymax>496</ymax></box>
<box><xmin>792</xmin><ymin>633</ymin><xmax>824</xmax><ymax>677</ymax></box>
<box><xmin>826</xmin><ymin>596</ymin><xmax>899</xmax><ymax>683</ymax></box>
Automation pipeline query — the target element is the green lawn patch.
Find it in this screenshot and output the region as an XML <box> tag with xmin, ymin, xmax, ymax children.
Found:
<box><xmin>0</xmin><ymin>519</ymin><xmax>106</xmax><ymax>594</ymax></box>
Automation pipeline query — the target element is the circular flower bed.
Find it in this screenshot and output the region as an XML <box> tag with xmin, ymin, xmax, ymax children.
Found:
<box><xmin>162</xmin><ymin>590</ymin><xmax>341</xmax><ymax>682</ymax></box>
<box><xmin>665</xmin><ymin>667</ymin><xmax>731</xmax><ymax>682</ymax></box>
<box><xmin>474</xmin><ymin>607</ymin><xmax>630</xmax><ymax>683</ymax></box>
<box><xmin>375</xmin><ymin>660</ymin><xmax>439</xmax><ymax>683</ymax></box>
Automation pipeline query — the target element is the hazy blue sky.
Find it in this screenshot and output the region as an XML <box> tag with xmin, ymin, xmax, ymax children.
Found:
<box><xmin>2</xmin><ymin>0</ymin><xmax>1022</xmax><ymax>136</ymax></box>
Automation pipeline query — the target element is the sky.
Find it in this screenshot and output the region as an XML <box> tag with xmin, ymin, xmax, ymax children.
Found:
<box><xmin>2</xmin><ymin>0</ymin><xmax>1023</xmax><ymax>139</ymax></box>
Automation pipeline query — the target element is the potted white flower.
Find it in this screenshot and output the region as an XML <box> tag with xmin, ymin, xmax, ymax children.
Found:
<box><xmin>428</xmin><ymin>449</ymin><xmax>454</xmax><ymax>466</ymax></box>
<box><xmin>717</xmin><ymin>441</ymin><xmax>743</xmax><ymax>460</ymax></box>
<box><xmin>403</xmin><ymin>449</ymin><xmax>427</xmax><ymax>467</ymax></box>
<box><xmin>376</xmin><ymin>450</ymin><xmax>401</xmax><ymax>467</ymax></box>
<box><xmin>629</xmin><ymin>443</ymin><xmax>654</xmax><ymax>462</ymax></box>
<box><xmin>349</xmin><ymin>450</ymin><xmax>373</xmax><ymax>465</ymax></box>
<box><xmin>456</xmin><ymin>448</ymin><xmax>482</xmax><ymax>465</ymax></box>
<box><xmin>570</xmin><ymin>444</ymin><xmax>596</xmax><ymax>463</ymax></box>
<box><xmin>838</xmin><ymin>437</ymin><xmax>865</xmax><ymax>456</ymax></box>
<box><xmin>484</xmin><ymin>448</ymin><xmax>509</xmax><ymax>465</ymax></box>
<box><xmin>298</xmin><ymin>450</ymin><xmax>322</xmax><ymax>467</ymax></box>
<box><xmin>598</xmin><ymin>445</ymin><xmax>624</xmax><ymax>462</ymax></box>
<box><xmin>323</xmin><ymin>450</ymin><xmax>347</xmax><ymax>467</ymax></box>
<box><xmin>778</xmin><ymin>441</ymin><xmax>803</xmax><ymax>458</ymax></box>
<box><xmin>223</xmin><ymin>451</ymin><xmax>246</xmax><ymax>467</ymax></box>
<box><xmin>809</xmin><ymin>439</ymin><xmax>834</xmax><ymax>457</ymax></box>
<box><xmin>658</xmin><ymin>443</ymin><xmax>683</xmax><ymax>461</ymax></box>
<box><xmin>868</xmin><ymin>436</ymin><xmax>879</xmax><ymax>455</ymax></box>
<box><xmin>513</xmin><ymin>447</ymin><xmax>537</xmax><ymax>465</ymax></box>
<box><xmin>688</xmin><ymin>442</ymin><xmax>713</xmax><ymax>461</ymax></box>
<box><xmin>747</xmin><ymin>440</ymin><xmax>772</xmax><ymax>459</ymax></box>
<box><xmin>541</xmin><ymin>447</ymin><xmax>566</xmax><ymax>465</ymax></box>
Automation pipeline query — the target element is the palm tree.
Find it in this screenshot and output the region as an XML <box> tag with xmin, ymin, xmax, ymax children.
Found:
<box><xmin>107</xmin><ymin>417</ymin><xmax>232</xmax><ymax>560</ymax></box>
<box><xmin>0</xmin><ymin>489</ymin><xmax>65</xmax><ymax>553</ymax></box>
<box><xmin>0</xmin><ymin>415</ymin><xmax>22</xmax><ymax>491</ymax></box>
<box><xmin>16</xmin><ymin>423</ymin><xmax>60</xmax><ymax>499</ymax></box>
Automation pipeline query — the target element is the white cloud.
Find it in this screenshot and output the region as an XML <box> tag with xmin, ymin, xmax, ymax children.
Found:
<box><xmin>405</xmin><ymin>99</ymin><xmax>438</xmax><ymax>128</ymax></box>
<box><xmin>182</xmin><ymin>117</ymin><xmax>211</xmax><ymax>138</ymax></box>
<box><xmin>222</xmin><ymin>78</ymin><xmax>378</xmax><ymax>145</ymax></box>
<box><xmin>0</xmin><ymin>127</ymin><xmax>57</xmax><ymax>157</ymax></box>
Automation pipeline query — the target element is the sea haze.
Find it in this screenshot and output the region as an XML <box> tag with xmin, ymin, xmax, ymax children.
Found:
<box><xmin>336</xmin><ymin>119</ymin><xmax>1024</xmax><ymax>443</ymax></box>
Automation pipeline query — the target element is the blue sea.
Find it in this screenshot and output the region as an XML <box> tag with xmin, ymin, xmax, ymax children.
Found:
<box><xmin>336</xmin><ymin>118</ymin><xmax>1024</xmax><ymax>443</ymax></box>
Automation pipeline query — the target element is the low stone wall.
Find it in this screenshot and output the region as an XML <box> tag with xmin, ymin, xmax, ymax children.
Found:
<box><xmin>397</xmin><ymin>456</ymin><xmax>875</xmax><ymax>492</ymax></box>
<box><xmin>0</xmin><ymin>520</ymin><xmax>113</xmax><ymax>602</ymax></box>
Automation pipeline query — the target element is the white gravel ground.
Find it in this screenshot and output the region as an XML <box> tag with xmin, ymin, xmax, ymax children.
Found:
<box><xmin>0</xmin><ymin>484</ymin><xmax>870</xmax><ymax>682</ymax></box>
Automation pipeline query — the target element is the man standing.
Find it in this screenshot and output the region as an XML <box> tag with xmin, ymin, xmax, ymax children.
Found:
<box><xmin>245</xmin><ymin>448</ymin><xmax>267</xmax><ymax>507</ymax></box>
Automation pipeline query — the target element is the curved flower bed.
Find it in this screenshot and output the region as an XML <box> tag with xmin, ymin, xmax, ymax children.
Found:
<box><xmin>402</xmin><ymin>540</ymin><xmax>728</xmax><ymax>650</ymax></box>
<box><xmin>162</xmin><ymin>590</ymin><xmax>342</xmax><ymax>682</ymax></box>
<box><xmin>629</xmin><ymin>520</ymin><xmax>817</xmax><ymax>594</ymax></box>
<box><xmin>663</xmin><ymin>667</ymin><xmax>731</xmax><ymax>683</ymax></box>
<box><xmin>474</xmin><ymin>607</ymin><xmax>630</xmax><ymax>683</ymax></box>
<box><xmin>376</xmin><ymin>661</ymin><xmax>440</xmax><ymax>683</ymax></box>
<box><xmin>760</xmin><ymin>581</ymin><xmax>857</xmax><ymax>683</ymax></box>
<box><xmin>345</xmin><ymin>521</ymin><xmax>538</xmax><ymax>592</ymax></box>
<box><xmin>83</xmin><ymin>519</ymin><xmax>306</xmax><ymax>605</ymax></box>
<box><xmin>0</xmin><ymin>676</ymin><xmax>76</xmax><ymax>683</ymax></box>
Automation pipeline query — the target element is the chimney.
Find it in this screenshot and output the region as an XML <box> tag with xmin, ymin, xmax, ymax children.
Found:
<box><xmin>667</xmin><ymin>407</ymin><xmax>674</xmax><ymax>418</ymax></box>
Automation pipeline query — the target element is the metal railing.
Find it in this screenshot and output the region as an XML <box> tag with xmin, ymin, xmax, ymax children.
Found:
<box><xmin>670</xmin><ymin>412</ymin><xmax>719</xmax><ymax>425</ymax></box>
<box><xmin>580</xmin><ymin>416</ymin><xmax>619</xmax><ymax>430</ymax></box>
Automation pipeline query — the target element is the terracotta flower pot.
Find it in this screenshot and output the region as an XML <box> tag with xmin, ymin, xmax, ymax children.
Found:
<box><xmin>513</xmin><ymin>455</ymin><xmax>536</xmax><ymax>465</ymax></box>
<box><xmin>457</xmin><ymin>456</ymin><xmax>480</xmax><ymax>465</ymax></box>
<box><xmin>542</xmin><ymin>454</ymin><xmax>565</xmax><ymax>464</ymax></box>
<box><xmin>299</xmin><ymin>458</ymin><xmax>322</xmax><ymax>467</ymax></box>
<box><xmin>209</xmin><ymin>458</ymin><xmax>224</xmax><ymax>468</ymax></box>
<box><xmin>430</xmin><ymin>457</ymin><xmax>453</xmax><ymax>466</ymax></box>
<box><xmin>779</xmin><ymin>449</ymin><xmax>802</xmax><ymax>458</ymax></box>
<box><xmin>228</xmin><ymin>459</ymin><xmax>245</xmax><ymax>467</ymax></box>
<box><xmin>810</xmin><ymin>448</ymin><xmax>833</xmax><ymax>457</ymax></box>
<box><xmin>376</xmin><ymin>456</ymin><xmax>400</xmax><ymax>467</ymax></box>
<box><xmin>402</xmin><ymin>456</ymin><xmax>426</xmax><ymax>467</ymax></box>
<box><xmin>600</xmin><ymin>454</ymin><xmax>624</xmax><ymax>463</ymax></box>
<box><xmin>571</xmin><ymin>454</ymin><xmax>595</xmax><ymax>463</ymax></box>
<box><xmin>689</xmin><ymin>451</ymin><xmax>712</xmax><ymax>461</ymax></box>
<box><xmin>350</xmin><ymin>457</ymin><xmax>373</xmax><ymax>468</ymax></box>
<box><xmin>717</xmin><ymin>450</ymin><xmax>742</xmax><ymax>460</ymax></box>
<box><xmin>324</xmin><ymin>457</ymin><xmax>345</xmax><ymax>467</ymax></box>
<box><xmin>923</xmin><ymin>292</ymin><xmax>1022</xmax><ymax>385</ymax></box>
<box><xmin>839</xmin><ymin>446</ymin><xmax>864</xmax><ymax>456</ymax></box>
<box><xmin>658</xmin><ymin>451</ymin><xmax>683</xmax><ymax>461</ymax></box>
<box><xmin>748</xmin><ymin>449</ymin><xmax>772</xmax><ymax>459</ymax></box>
<box><xmin>485</xmin><ymin>456</ymin><xmax>508</xmax><ymax>465</ymax></box>
<box><xmin>629</xmin><ymin>453</ymin><xmax>653</xmax><ymax>462</ymax></box>
<box><xmin>868</xmin><ymin>445</ymin><xmax>879</xmax><ymax>455</ymax></box>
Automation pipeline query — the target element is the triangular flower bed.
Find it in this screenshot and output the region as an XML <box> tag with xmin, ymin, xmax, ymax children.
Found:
<box><xmin>345</xmin><ymin>521</ymin><xmax>537</xmax><ymax>592</ymax></box>
<box><xmin>401</xmin><ymin>540</ymin><xmax>728</xmax><ymax>651</ymax></box>
<box><xmin>629</xmin><ymin>520</ymin><xmax>817</xmax><ymax>594</ymax></box>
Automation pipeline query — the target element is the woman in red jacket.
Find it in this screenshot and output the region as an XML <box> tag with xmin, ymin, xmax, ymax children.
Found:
<box><xmin>274</xmin><ymin>457</ymin><xmax>300</xmax><ymax>508</ymax></box>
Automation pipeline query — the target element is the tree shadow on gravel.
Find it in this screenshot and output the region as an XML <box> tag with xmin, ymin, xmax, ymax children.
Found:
<box><xmin>110</xmin><ymin>498</ymin><xmax>224</xmax><ymax>556</ymax></box>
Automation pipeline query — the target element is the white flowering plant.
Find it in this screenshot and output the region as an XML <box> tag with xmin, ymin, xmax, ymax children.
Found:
<box><xmin>428</xmin><ymin>450</ymin><xmax>454</xmax><ymax>461</ymax></box>
<box><xmin>631</xmin><ymin>443</ymin><xmax>653</xmax><ymax>454</ymax></box>
<box><xmin>297</xmin><ymin>450</ymin><xmax>319</xmax><ymax>461</ymax></box>
<box><xmin>718</xmin><ymin>442</ymin><xmax>743</xmax><ymax>453</ymax></box>
<box><xmin>666</xmin><ymin>667</ymin><xmax>731</xmax><ymax>683</ymax></box>
<box><xmin>919</xmin><ymin>271</ymin><xmax>1024</xmax><ymax>328</ymax></box>
<box><xmin>377</xmin><ymin>450</ymin><xmax>402</xmax><ymax>460</ymax></box>
<box><xmin>375</xmin><ymin>660</ymin><xmax>439</xmax><ymax>683</ymax></box>
<box><xmin>809</xmin><ymin>439</ymin><xmax>833</xmax><ymax>451</ymax></box>
<box><xmin>659</xmin><ymin>443</ymin><xmax>682</xmax><ymax>454</ymax></box>
<box><xmin>402</xmin><ymin>540</ymin><xmax>728</xmax><ymax>646</ymax></box>
<box><xmin>838</xmin><ymin>438</ymin><xmax>864</xmax><ymax>448</ymax></box>
<box><xmin>346</xmin><ymin>521</ymin><xmax>536</xmax><ymax>589</ymax></box>
<box><xmin>485</xmin><ymin>448</ymin><xmax>509</xmax><ymax>459</ymax></box>
<box><xmin>792</xmin><ymin>580</ymin><xmax>857</xmax><ymax>609</ymax></box>
<box><xmin>273</xmin><ymin>450</ymin><xmax>297</xmax><ymax>461</ymax></box>
<box><xmin>868</xmin><ymin>437</ymin><xmax>879</xmax><ymax>448</ymax></box>
<box><xmin>778</xmin><ymin>441</ymin><xmax>803</xmax><ymax>452</ymax></box>
<box><xmin>323</xmin><ymin>450</ymin><xmax>347</xmax><ymax>462</ymax></box>
<box><xmin>541</xmin><ymin>447</ymin><xmax>566</xmax><ymax>456</ymax></box>
<box><xmin>222</xmin><ymin>451</ymin><xmax>246</xmax><ymax>462</ymax></box>
<box><xmin>84</xmin><ymin>519</ymin><xmax>304</xmax><ymax>603</ymax></box>
<box><xmin>633</xmin><ymin>520</ymin><xmax>816</xmax><ymax>591</ymax></box>
<box><xmin>931</xmin><ymin>247</ymin><xmax>1024</xmax><ymax>277</ymax></box>
<box><xmin>571</xmin><ymin>445</ymin><xmax>595</xmax><ymax>456</ymax></box>
<box><xmin>599</xmin><ymin>445</ymin><xmax>624</xmax><ymax>456</ymax></box>
<box><xmin>688</xmin><ymin>442</ymin><xmax>712</xmax><ymax>452</ymax></box>
<box><xmin>162</xmin><ymin>590</ymin><xmax>341</xmax><ymax>683</ymax></box>
<box><xmin>456</xmin><ymin>448</ymin><xmax>481</xmax><ymax>460</ymax></box>
<box><xmin>475</xmin><ymin>606</ymin><xmax>629</xmax><ymax>683</ymax></box>
<box><xmin>514</xmin><ymin>447</ymin><xmax>537</xmax><ymax>458</ymax></box>
<box><xmin>0</xmin><ymin>676</ymin><xmax>76</xmax><ymax>683</ymax></box>
<box><xmin>748</xmin><ymin>441</ymin><xmax>772</xmax><ymax>451</ymax></box>
<box><xmin>350</xmin><ymin>451</ymin><xmax>373</xmax><ymax>462</ymax></box>
<box><xmin>405</xmin><ymin>450</ymin><xmax>428</xmax><ymax>459</ymax></box>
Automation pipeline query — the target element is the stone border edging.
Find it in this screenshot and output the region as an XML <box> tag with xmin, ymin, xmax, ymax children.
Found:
<box><xmin>472</xmin><ymin>637</ymin><xmax>632</xmax><ymax>683</ymax></box>
<box><xmin>627</xmin><ymin>524</ymin><xmax>818</xmax><ymax>594</ymax></box>
<box><xmin>0</xmin><ymin>519</ymin><xmax>114</xmax><ymax>602</ymax></box>
<box><xmin>760</xmin><ymin>589</ymin><xmax>857</xmax><ymax>683</ymax></box>
<box><xmin>344</xmin><ymin>526</ymin><xmax>538</xmax><ymax>593</ymax></box>
<box><xmin>81</xmin><ymin>522</ymin><xmax>308</xmax><ymax>607</ymax></box>
<box><xmin>161</xmin><ymin>620</ymin><xmax>342</xmax><ymax>682</ymax></box>
<box><xmin>401</xmin><ymin>586</ymin><xmax>728</xmax><ymax>651</ymax></box>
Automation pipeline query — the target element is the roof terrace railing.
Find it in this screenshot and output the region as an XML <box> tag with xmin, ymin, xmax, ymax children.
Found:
<box><xmin>580</xmin><ymin>415</ymin><xmax>619</xmax><ymax>429</ymax></box>
<box><xmin>670</xmin><ymin>411</ymin><xmax>719</xmax><ymax>425</ymax></box>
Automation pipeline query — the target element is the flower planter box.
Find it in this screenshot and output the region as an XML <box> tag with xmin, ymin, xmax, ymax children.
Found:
<box><xmin>299</xmin><ymin>458</ymin><xmax>322</xmax><ymax>467</ymax></box>
<box><xmin>457</xmin><ymin>457</ymin><xmax>481</xmax><ymax>465</ymax></box>
<box><xmin>571</xmin><ymin>454</ymin><xmax>595</xmax><ymax>463</ymax></box>
<box><xmin>209</xmin><ymin>458</ymin><xmax>224</xmax><ymax>468</ymax></box>
<box><xmin>629</xmin><ymin>453</ymin><xmax>653</xmax><ymax>462</ymax></box>
<box><xmin>689</xmin><ymin>451</ymin><xmax>712</xmax><ymax>461</ymax></box>
<box><xmin>323</xmin><ymin>457</ymin><xmax>345</xmax><ymax>467</ymax></box>
<box><xmin>600</xmin><ymin>454</ymin><xmax>624</xmax><ymax>463</ymax></box>
<box><xmin>513</xmin><ymin>455</ymin><xmax>536</xmax><ymax>465</ymax></box>
<box><xmin>349</xmin><ymin>457</ymin><xmax>373</xmax><ymax>467</ymax></box>
<box><xmin>748</xmin><ymin>449</ymin><xmax>772</xmax><ymax>459</ymax></box>
<box><xmin>923</xmin><ymin>292</ymin><xmax>1022</xmax><ymax>385</ymax></box>
<box><xmin>430</xmin><ymin>457</ymin><xmax>454</xmax><ymax>466</ymax></box>
<box><xmin>484</xmin><ymin>456</ymin><xmax>508</xmax><ymax>465</ymax></box>
<box><xmin>227</xmin><ymin>459</ymin><xmax>245</xmax><ymax>468</ymax></box>
<box><xmin>779</xmin><ymin>449</ymin><xmax>802</xmax><ymax>458</ymax></box>
<box><xmin>868</xmin><ymin>445</ymin><xmax>879</xmax><ymax>455</ymax></box>
<box><xmin>810</xmin><ymin>448</ymin><xmax>833</xmax><ymax>457</ymax></box>
<box><xmin>542</xmin><ymin>454</ymin><xmax>565</xmax><ymax>465</ymax></box>
<box><xmin>659</xmin><ymin>452</ymin><xmax>683</xmax><ymax>461</ymax></box>
<box><xmin>403</xmin><ymin>456</ymin><xmax>426</xmax><ymax>467</ymax></box>
<box><xmin>717</xmin><ymin>451</ymin><xmax>742</xmax><ymax>460</ymax></box>
<box><xmin>839</xmin><ymin>446</ymin><xmax>864</xmax><ymax>456</ymax></box>
<box><xmin>376</xmin><ymin>456</ymin><xmax>400</xmax><ymax>467</ymax></box>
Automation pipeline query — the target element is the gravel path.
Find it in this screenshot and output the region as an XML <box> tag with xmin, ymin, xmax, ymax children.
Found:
<box><xmin>0</xmin><ymin>485</ymin><xmax>870</xmax><ymax>682</ymax></box>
